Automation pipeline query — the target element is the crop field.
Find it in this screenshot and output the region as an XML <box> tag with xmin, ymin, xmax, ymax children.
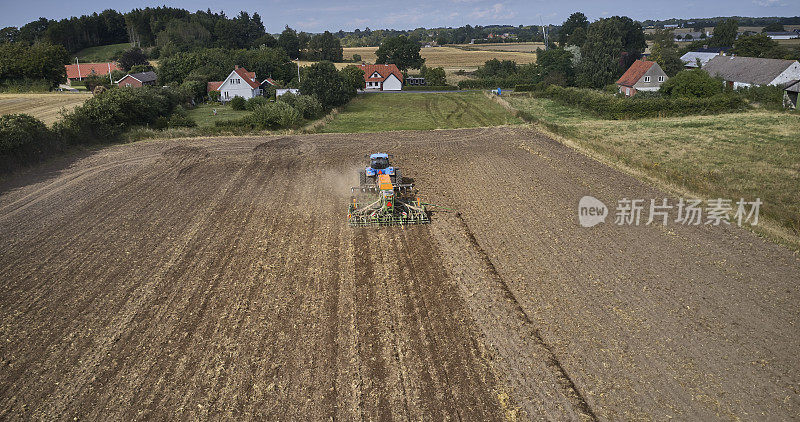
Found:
<box><xmin>0</xmin><ymin>93</ymin><xmax>91</xmax><ymax>124</ymax></box>
<box><xmin>454</xmin><ymin>42</ymin><xmax>546</xmax><ymax>53</ymax></box>
<box><xmin>505</xmin><ymin>94</ymin><xmax>800</xmax><ymax>239</ymax></box>
<box><xmin>320</xmin><ymin>92</ymin><xmax>521</xmax><ymax>132</ymax></box>
<box><xmin>1</xmin><ymin>128</ymin><xmax>799</xmax><ymax>420</ymax></box>
<box><xmin>342</xmin><ymin>46</ymin><xmax>537</xmax><ymax>70</ymax></box>
<box><xmin>75</xmin><ymin>43</ymin><xmax>131</xmax><ymax>62</ymax></box>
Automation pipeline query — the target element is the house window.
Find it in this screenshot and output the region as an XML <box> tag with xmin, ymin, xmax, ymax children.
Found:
<box><xmin>658</xmin><ymin>76</ymin><xmax>665</xmax><ymax>82</ymax></box>
<box><xmin>125</xmin><ymin>83</ymin><xmax>131</xmax><ymax>87</ymax></box>
<box><xmin>644</xmin><ymin>76</ymin><xmax>651</xmax><ymax>83</ymax></box>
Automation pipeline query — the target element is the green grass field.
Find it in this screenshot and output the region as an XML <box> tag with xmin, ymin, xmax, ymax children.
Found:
<box><xmin>186</xmin><ymin>103</ymin><xmax>250</xmax><ymax>127</ymax></box>
<box><xmin>321</xmin><ymin>92</ymin><xmax>520</xmax><ymax>133</ymax></box>
<box><xmin>75</xmin><ymin>43</ymin><xmax>131</xmax><ymax>62</ymax></box>
<box><xmin>506</xmin><ymin>94</ymin><xmax>800</xmax><ymax>238</ymax></box>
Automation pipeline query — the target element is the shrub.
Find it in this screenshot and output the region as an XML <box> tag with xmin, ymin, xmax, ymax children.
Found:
<box><xmin>532</xmin><ymin>85</ymin><xmax>746</xmax><ymax>119</ymax></box>
<box><xmin>55</xmin><ymin>86</ymin><xmax>190</xmax><ymax>143</ymax></box>
<box><xmin>180</xmin><ymin>80</ymin><xmax>207</xmax><ymax>103</ymax></box>
<box><xmin>241</xmin><ymin>102</ymin><xmax>301</xmax><ymax>129</ymax></box>
<box><xmin>458</xmin><ymin>77</ymin><xmax>531</xmax><ymax>89</ymax></box>
<box><xmin>209</xmin><ymin>90</ymin><xmax>221</xmax><ymax>102</ymax></box>
<box><xmin>0</xmin><ymin>78</ymin><xmax>53</xmax><ymax>93</ymax></box>
<box><xmin>292</xmin><ymin>95</ymin><xmax>323</xmax><ymax>119</ymax></box>
<box><xmin>229</xmin><ymin>96</ymin><xmax>247</xmax><ymax>110</ymax></box>
<box><xmin>168</xmin><ymin>107</ymin><xmax>197</xmax><ymax>128</ymax></box>
<box><xmin>736</xmin><ymin>85</ymin><xmax>785</xmax><ymax>108</ymax></box>
<box><xmin>246</xmin><ymin>96</ymin><xmax>270</xmax><ymax>110</ymax></box>
<box><xmin>403</xmin><ymin>85</ymin><xmax>459</xmax><ymax>91</ymax></box>
<box><xmin>659</xmin><ymin>69</ymin><xmax>723</xmax><ymax>98</ymax></box>
<box><xmin>0</xmin><ymin>114</ymin><xmax>60</xmax><ymax>171</ymax></box>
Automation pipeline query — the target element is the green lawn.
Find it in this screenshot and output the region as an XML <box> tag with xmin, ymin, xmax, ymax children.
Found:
<box><xmin>75</xmin><ymin>43</ymin><xmax>131</xmax><ymax>62</ymax></box>
<box><xmin>507</xmin><ymin>94</ymin><xmax>800</xmax><ymax>238</ymax></box>
<box><xmin>320</xmin><ymin>92</ymin><xmax>521</xmax><ymax>133</ymax></box>
<box><xmin>186</xmin><ymin>103</ymin><xmax>250</xmax><ymax>127</ymax></box>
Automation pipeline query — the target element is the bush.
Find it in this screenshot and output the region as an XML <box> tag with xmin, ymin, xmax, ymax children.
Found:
<box><xmin>0</xmin><ymin>78</ymin><xmax>53</xmax><ymax>93</ymax></box>
<box><xmin>403</xmin><ymin>85</ymin><xmax>459</xmax><ymax>91</ymax></box>
<box><xmin>229</xmin><ymin>96</ymin><xmax>247</xmax><ymax>110</ymax></box>
<box><xmin>55</xmin><ymin>86</ymin><xmax>190</xmax><ymax>143</ymax></box>
<box><xmin>180</xmin><ymin>80</ymin><xmax>206</xmax><ymax>102</ymax></box>
<box><xmin>168</xmin><ymin>107</ymin><xmax>197</xmax><ymax>128</ymax></box>
<box><xmin>292</xmin><ymin>95</ymin><xmax>323</xmax><ymax>119</ymax></box>
<box><xmin>659</xmin><ymin>68</ymin><xmax>723</xmax><ymax>98</ymax></box>
<box><xmin>736</xmin><ymin>85</ymin><xmax>785</xmax><ymax>108</ymax></box>
<box><xmin>533</xmin><ymin>85</ymin><xmax>746</xmax><ymax>119</ymax></box>
<box><xmin>245</xmin><ymin>96</ymin><xmax>270</xmax><ymax>110</ymax></box>
<box><xmin>0</xmin><ymin>114</ymin><xmax>60</xmax><ymax>172</ymax></box>
<box><xmin>458</xmin><ymin>77</ymin><xmax>531</xmax><ymax>89</ymax></box>
<box><xmin>241</xmin><ymin>102</ymin><xmax>301</xmax><ymax>129</ymax></box>
<box><xmin>209</xmin><ymin>90</ymin><xmax>221</xmax><ymax>102</ymax></box>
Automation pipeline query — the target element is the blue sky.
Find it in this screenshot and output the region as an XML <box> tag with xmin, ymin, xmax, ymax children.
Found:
<box><xmin>0</xmin><ymin>0</ymin><xmax>797</xmax><ymax>31</ymax></box>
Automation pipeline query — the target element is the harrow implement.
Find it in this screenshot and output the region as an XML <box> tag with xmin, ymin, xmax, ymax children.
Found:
<box><xmin>348</xmin><ymin>173</ymin><xmax>429</xmax><ymax>227</ymax></box>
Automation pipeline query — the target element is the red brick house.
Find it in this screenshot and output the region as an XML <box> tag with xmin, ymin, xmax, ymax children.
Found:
<box><xmin>616</xmin><ymin>60</ymin><xmax>668</xmax><ymax>96</ymax></box>
<box><xmin>115</xmin><ymin>71</ymin><xmax>157</xmax><ymax>87</ymax></box>
<box><xmin>65</xmin><ymin>62</ymin><xmax>122</xmax><ymax>84</ymax></box>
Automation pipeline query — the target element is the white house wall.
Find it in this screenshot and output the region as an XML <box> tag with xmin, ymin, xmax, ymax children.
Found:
<box><xmin>218</xmin><ymin>70</ymin><xmax>260</xmax><ymax>101</ymax></box>
<box><xmin>382</xmin><ymin>74</ymin><xmax>402</xmax><ymax>91</ymax></box>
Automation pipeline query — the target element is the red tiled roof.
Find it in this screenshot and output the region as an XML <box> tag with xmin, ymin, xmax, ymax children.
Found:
<box><xmin>359</xmin><ymin>64</ymin><xmax>403</xmax><ymax>83</ymax></box>
<box><xmin>65</xmin><ymin>62</ymin><xmax>122</xmax><ymax>79</ymax></box>
<box><xmin>616</xmin><ymin>60</ymin><xmax>655</xmax><ymax>87</ymax></box>
<box><xmin>233</xmin><ymin>67</ymin><xmax>261</xmax><ymax>89</ymax></box>
<box><xmin>262</xmin><ymin>78</ymin><xmax>277</xmax><ymax>86</ymax></box>
<box><xmin>207</xmin><ymin>81</ymin><xmax>223</xmax><ymax>92</ymax></box>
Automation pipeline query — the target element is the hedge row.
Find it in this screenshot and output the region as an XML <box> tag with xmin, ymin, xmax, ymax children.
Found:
<box><xmin>402</xmin><ymin>85</ymin><xmax>459</xmax><ymax>91</ymax></box>
<box><xmin>457</xmin><ymin>77</ymin><xmax>531</xmax><ymax>89</ymax></box>
<box><xmin>527</xmin><ymin>85</ymin><xmax>747</xmax><ymax>119</ymax></box>
<box><xmin>1</xmin><ymin>86</ymin><xmax>192</xmax><ymax>172</ymax></box>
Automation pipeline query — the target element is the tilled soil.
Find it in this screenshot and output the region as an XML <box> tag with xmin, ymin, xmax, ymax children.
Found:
<box><xmin>1</xmin><ymin>127</ymin><xmax>798</xmax><ymax>420</ymax></box>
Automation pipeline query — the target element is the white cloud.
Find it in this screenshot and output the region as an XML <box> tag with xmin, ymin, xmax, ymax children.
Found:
<box><xmin>753</xmin><ymin>0</ymin><xmax>785</xmax><ymax>6</ymax></box>
<box><xmin>470</xmin><ymin>3</ymin><xmax>516</xmax><ymax>20</ymax></box>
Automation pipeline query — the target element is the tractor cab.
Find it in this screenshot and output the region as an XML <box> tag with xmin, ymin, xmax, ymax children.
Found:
<box><xmin>366</xmin><ymin>153</ymin><xmax>395</xmax><ymax>177</ymax></box>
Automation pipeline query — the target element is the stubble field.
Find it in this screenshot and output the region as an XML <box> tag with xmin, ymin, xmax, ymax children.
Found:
<box><xmin>0</xmin><ymin>93</ymin><xmax>91</xmax><ymax>124</ymax></box>
<box><xmin>1</xmin><ymin>127</ymin><xmax>798</xmax><ymax>420</ymax></box>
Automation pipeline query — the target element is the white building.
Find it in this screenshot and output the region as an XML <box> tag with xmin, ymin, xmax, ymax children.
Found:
<box><xmin>359</xmin><ymin>64</ymin><xmax>404</xmax><ymax>91</ymax></box>
<box><xmin>216</xmin><ymin>66</ymin><xmax>262</xmax><ymax>102</ymax></box>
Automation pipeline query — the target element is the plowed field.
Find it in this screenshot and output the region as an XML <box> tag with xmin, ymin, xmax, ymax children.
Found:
<box><xmin>1</xmin><ymin>127</ymin><xmax>798</xmax><ymax>420</ymax></box>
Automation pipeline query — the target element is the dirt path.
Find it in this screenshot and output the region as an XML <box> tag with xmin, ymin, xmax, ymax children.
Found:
<box><xmin>1</xmin><ymin>127</ymin><xmax>798</xmax><ymax>420</ymax></box>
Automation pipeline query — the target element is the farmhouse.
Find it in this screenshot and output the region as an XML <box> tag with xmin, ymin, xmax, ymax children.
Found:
<box><xmin>65</xmin><ymin>62</ymin><xmax>122</xmax><ymax>84</ymax></box>
<box><xmin>680</xmin><ymin>51</ymin><xmax>720</xmax><ymax>68</ymax></box>
<box><xmin>360</xmin><ymin>64</ymin><xmax>403</xmax><ymax>91</ymax></box>
<box><xmin>616</xmin><ymin>60</ymin><xmax>668</xmax><ymax>96</ymax></box>
<box><xmin>702</xmin><ymin>56</ymin><xmax>800</xmax><ymax>88</ymax></box>
<box><xmin>115</xmin><ymin>71</ymin><xmax>157</xmax><ymax>87</ymax></box>
<box><xmin>207</xmin><ymin>66</ymin><xmax>262</xmax><ymax>102</ymax></box>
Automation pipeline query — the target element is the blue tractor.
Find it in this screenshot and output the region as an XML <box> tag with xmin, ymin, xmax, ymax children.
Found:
<box><xmin>360</xmin><ymin>153</ymin><xmax>401</xmax><ymax>187</ymax></box>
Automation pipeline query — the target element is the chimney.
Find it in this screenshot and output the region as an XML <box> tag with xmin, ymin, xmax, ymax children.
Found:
<box><xmin>235</xmin><ymin>65</ymin><xmax>239</xmax><ymax>70</ymax></box>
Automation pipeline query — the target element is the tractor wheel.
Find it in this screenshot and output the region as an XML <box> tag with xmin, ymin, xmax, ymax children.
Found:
<box><xmin>394</xmin><ymin>169</ymin><xmax>402</xmax><ymax>185</ymax></box>
<box><xmin>359</xmin><ymin>170</ymin><xmax>367</xmax><ymax>187</ymax></box>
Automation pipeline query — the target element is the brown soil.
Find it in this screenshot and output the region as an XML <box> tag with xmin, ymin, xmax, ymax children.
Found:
<box><xmin>1</xmin><ymin>127</ymin><xmax>798</xmax><ymax>420</ymax></box>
